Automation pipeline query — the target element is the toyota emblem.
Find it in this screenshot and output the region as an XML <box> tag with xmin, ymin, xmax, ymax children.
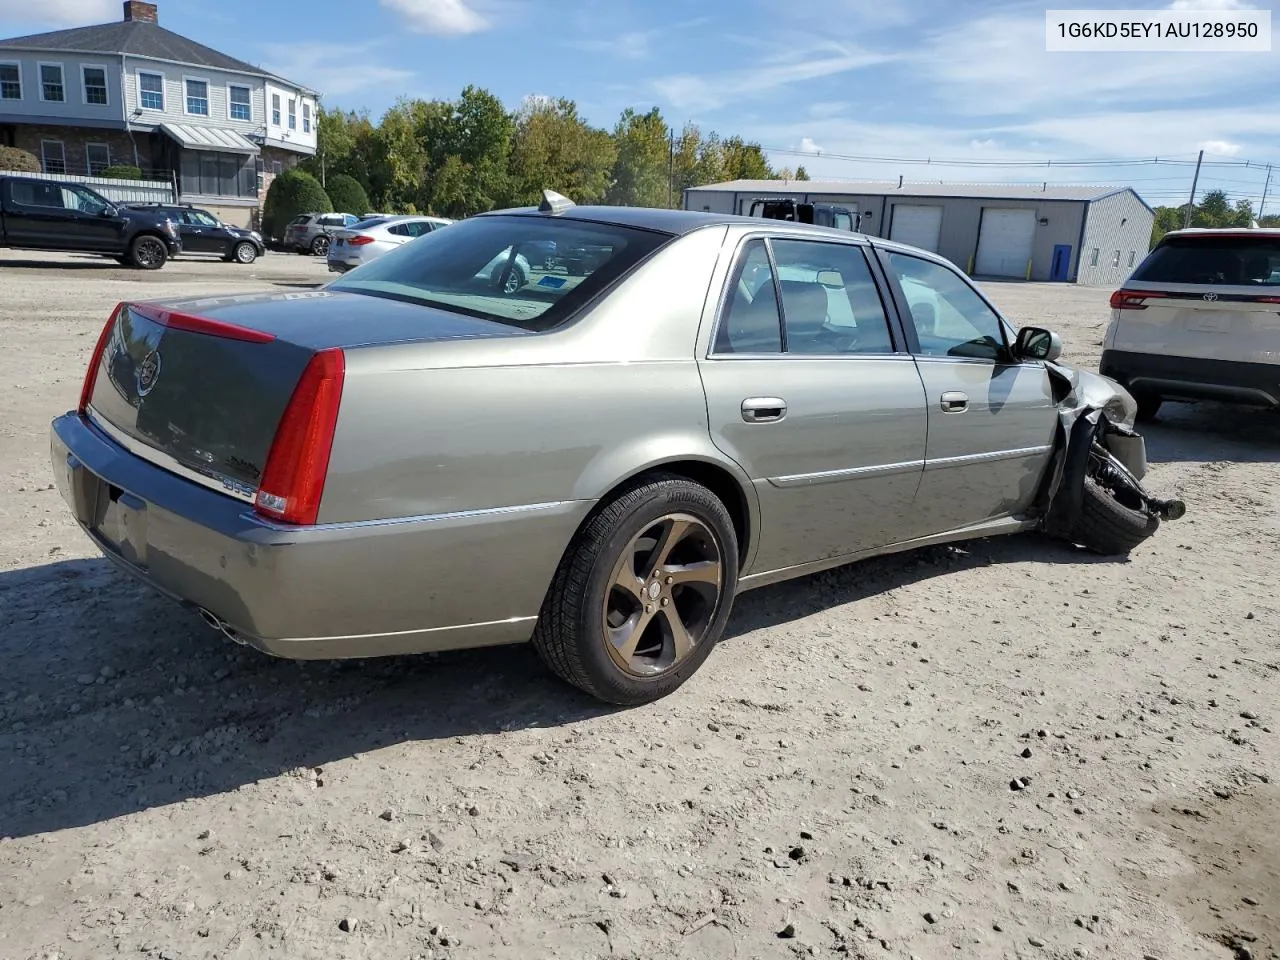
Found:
<box><xmin>1203</xmin><ymin>292</ymin><xmax>1219</xmax><ymax>302</ymax></box>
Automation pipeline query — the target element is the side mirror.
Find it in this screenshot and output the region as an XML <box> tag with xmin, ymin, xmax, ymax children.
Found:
<box><xmin>101</xmin><ymin>205</ymin><xmax>118</xmax><ymax>217</ymax></box>
<box><xmin>1015</xmin><ymin>326</ymin><xmax>1063</xmax><ymax>362</ymax></box>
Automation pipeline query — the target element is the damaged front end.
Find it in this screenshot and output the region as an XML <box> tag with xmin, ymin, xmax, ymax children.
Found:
<box><xmin>1034</xmin><ymin>362</ymin><xmax>1187</xmax><ymax>537</ymax></box>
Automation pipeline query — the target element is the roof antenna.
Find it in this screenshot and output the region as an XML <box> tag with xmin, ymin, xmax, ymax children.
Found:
<box><xmin>539</xmin><ymin>189</ymin><xmax>575</xmax><ymax>214</ymax></box>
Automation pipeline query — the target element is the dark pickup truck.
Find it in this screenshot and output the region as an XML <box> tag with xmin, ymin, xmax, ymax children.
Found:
<box><xmin>0</xmin><ymin>175</ymin><xmax>182</xmax><ymax>269</ymax></box>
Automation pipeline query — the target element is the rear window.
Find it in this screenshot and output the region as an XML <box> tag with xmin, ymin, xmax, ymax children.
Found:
<box><xmin>352</xmin><ymin>216</ymin><xmax>389</xmax><ymax>230</ymax></box>
<box><xmin>1133</xmin><ymin>235</ymin><xmax>1280</xmax><ymax>286</ymax></box>
<box><xmin>326</xmin><ymin>214</ymin><xmax>671</xmax><ymax>332</ymax></box>
<box><xmin>289</xmin><ymin>215</ymin><xmax>311</xmax><ymax>225</ymax></box>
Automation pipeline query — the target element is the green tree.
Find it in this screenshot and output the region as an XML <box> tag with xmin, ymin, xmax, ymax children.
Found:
<box><xmin>367</xmin><ymin>99</ymin><xmax>427</xmax><ymax>213</ymax></box>
<box><xmin>608</xmin><ymin>106</ymin><xmax>671</xmax><ymax>208</ymax></box>
<box><xmin>1150</xmin><ymin>189</ymin><xmax>1259</xmax><ymax>245</ymax></box>
<box><xmin>507</xmin><ymin>96</ymin><xmax>616</xmax><ymax>206</ymax></box>
<box><xmin>262</xmin><ymin>168</ymin><xmax>332</xmax><ymax>241</ymax></box>
<box><xmin>721</xmin><ymin>136</ymin><xmax>775</xmax><ymax>180</ymax></box>
<box><xmin>325</xmin><ymin>173</ymin><xmax>372</xmax><ymax>215</ymax></box>
<box><xmin>795</xmin><ymin>165</ymin><xmax>811</xmax><ymax>181</ymax></box>
<box><xmin>1260</xmin><ymin>214</ymin><xmax>1280</xmax><ymax>228</ymax></box>
<box><xmin>415</xmin><ymin>86</ymin><xmax>514</xmax><ymax>216</ymax></box>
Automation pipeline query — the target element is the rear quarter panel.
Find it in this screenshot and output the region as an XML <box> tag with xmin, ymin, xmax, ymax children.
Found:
<box><xmin>320</xmin><ymin>224</ymin><xmax>741</xmax><ymax>524</ymax></box>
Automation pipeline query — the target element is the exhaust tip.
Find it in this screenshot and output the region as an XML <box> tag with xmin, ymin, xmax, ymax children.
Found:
<box><xmin>197</xmin><ymin>607</ymin><xmax>247</xmax><ymax>645</ymax></box>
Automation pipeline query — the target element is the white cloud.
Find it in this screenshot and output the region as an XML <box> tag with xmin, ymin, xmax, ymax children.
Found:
<box><xmin>653</xmin><ymin>44</ymin><xmax>896</xmax><ymax>112</ymax></box>
<box><xmin>260</xmin><ymin>42</ymin><xmax>415</xmax><ymax>97</ymax></box>
<box><xmin>0</xmin><ymin>0</ymin><xmax>114</xmax><ymax>26</ymax></box>
<box><xmin>380</xmin><ymin>0</ymin><xmax>490</xmax><ymax>35</ymax></box>
<box><xmin>798</xmin><ymin>136</ymin><xmax>823</xmax><ymax>154</ymax></box>
<box><xmin>1200</xmin><ymin>139</ymin><xmax>1243</xmax><ymax>156</ymax></box>
<box><xmin>569</xmin><ymin>31</ymin><xmax>653</xmax><ymax>60</ymax></box>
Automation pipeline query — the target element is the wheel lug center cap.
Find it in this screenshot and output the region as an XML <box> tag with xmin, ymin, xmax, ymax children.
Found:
<box><xmin>646</xmin><ymin>580</ymin><xmax>662</xmax><ymax>600</ymax></box>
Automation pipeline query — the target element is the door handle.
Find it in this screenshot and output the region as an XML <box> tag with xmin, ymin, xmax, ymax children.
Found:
<box><xmin>741</xmin><ymin>397</ymin><xmax>787</xmax><ymax>423</ymax></box>
<box><xmin>940</xmin><ymin>391</ymin><xmax>969</xmax><ymax>413</ymax></box>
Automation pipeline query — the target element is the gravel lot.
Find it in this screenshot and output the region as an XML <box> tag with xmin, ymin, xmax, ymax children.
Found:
<box><xmin>1</xmin><ymin>248</ymin><xmax>1277</xmax><ymax>960</ymax></box>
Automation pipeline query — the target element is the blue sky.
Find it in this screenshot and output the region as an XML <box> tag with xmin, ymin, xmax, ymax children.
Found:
<box><xmin>2</xmin><ymin>0</ymin><xmax>1277</xmax><ymax>210</ymax></box>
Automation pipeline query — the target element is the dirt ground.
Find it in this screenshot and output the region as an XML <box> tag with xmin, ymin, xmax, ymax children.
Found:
<box><xmin>1</xmin><ymin>248</ymin><xmax>1277</xmax><ymax>960</ymax></box>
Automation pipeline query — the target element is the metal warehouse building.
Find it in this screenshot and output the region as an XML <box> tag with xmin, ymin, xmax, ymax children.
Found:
<box><xmin>683</xmin><ymin>179</ymin><xmax>1155</xmax><ymax>286</ymax></box>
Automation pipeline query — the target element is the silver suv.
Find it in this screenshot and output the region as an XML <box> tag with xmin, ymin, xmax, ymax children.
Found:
<box><xmin>1101</xmin><ymin>228</ymin><xmax>1280</xmax><ymax>420</ymax></box>
<box><xmin>283</xmin><ymin>212</ymin><xmax>359</xmax><ymax>256</ymax></box>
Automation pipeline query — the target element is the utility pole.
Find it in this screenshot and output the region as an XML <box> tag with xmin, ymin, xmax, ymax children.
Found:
<box><xmin>667</xmin><ymin>130</ymin><xmax>674</xmax><ymax>209</ymax></box>
<box><xmin>1259</xmin><ymin>164</ymin><xmax>1273</xmax><ymax>221</ymax></box>
<box><xmin>1183</xmin><ymin>149</ymin><xmax>1204</xmax><ymax>228</ymax></box>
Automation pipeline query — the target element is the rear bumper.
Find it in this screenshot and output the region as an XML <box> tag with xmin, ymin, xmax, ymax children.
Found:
<box><xmin>1100</xmin><ymin>349</ymin><xmax>1280</xmax><ymax>408</ymax></box>
<box><xmin>50</xmin><ymin>412</ymin><xmax>590</xmax><ymax>659</ymax></box>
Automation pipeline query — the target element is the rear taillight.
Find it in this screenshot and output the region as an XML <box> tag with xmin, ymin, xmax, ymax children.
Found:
<box><xmin>79</xmin><ymin>302</ymin><xmax>123</xmax><ymax>416</ymax></box>
<box><xmin>253</xmin><ymin>348</ymin><xmax>346</xmax><ymax>526</ymax></box>
<box><xmin>349</xmin><ymin>235</ymin><xmax>375</xmax><ymax>246</ymax></box>
<box><xmin>1109</xmin><ymin>289</ymin><xmax>1170</xmax><ymax>311</ymax></box>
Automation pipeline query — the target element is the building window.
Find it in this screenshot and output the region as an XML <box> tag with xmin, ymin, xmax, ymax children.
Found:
<box><xmin>1128</xmin><ymin>250</ymin><xmax>1136</xmax><ymax>267</ymax></box>
<box><xmin>41</xmin><ymin>139</ymin><xmax>66</xmax><ymax>174</ymax></box>
<box><xmin>271</xmin><ymin>93</ymin><xmax>281</xmax><ymax>126</ymax></box>
<box><xmin>86</xmin><ymin>142</ymin><xmax>110</xmax><ymax>175</ymax></box>
<box><xmin>1089</xmin><ymin>248</ymin><xmax>1099</xmax><ymax>267</ymax></box>
<box><xmin>287</xmin><ymin>98</ymin><xmax>296</xmax><ymax>130</ymax></box>
<box><xmin>180</xmin><ymin>149</ymin><xmax>257</xmax><ymax>198</ymax></box>
<box><xmin>302</xmin><ymin>102</ymin><xmax>311</xmax><ymax>134</ymax></box>
<box><xmin>185</xmin><ymin>78</ymin><xmax>209</xmax><ymax>115</ymax></box>
<box><xmin>82</xmin><ymin>65</ymin><xmax>108</xmax><ymax>105</ymax></box>
<box><xmin>0</xmin><ymin>63</ymin><xmax>20</xmax><ymax>100</ymax></box>
<box><xmin>139</xmin><ymin>71</ymin><xmax>164</xmax><ymax>110</ymax></box>
<box><xmin>1112</xmin><ymin>250</ymin><xmax>1121</xmax><ymax>267</ymax></box>
<box><xmin>228</xmin><ymin>84</ymin><xmax>251</xmax><ymax>121</ymax></box>
<box><xmin>39</xmin><ymin>63</ymin><xmax>64</xmax><ymax>102</ymax></box>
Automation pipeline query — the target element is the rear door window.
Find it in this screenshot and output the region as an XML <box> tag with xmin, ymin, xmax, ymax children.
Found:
<box><xmin>1133</xmin><ymin>236</ymin><xmax>1280</xmax><ymax>286</ymax></box>
<box><xmin>9</xmin><ymin>180</ymin><xmax>63</xmax><ymax>208</ymax></box>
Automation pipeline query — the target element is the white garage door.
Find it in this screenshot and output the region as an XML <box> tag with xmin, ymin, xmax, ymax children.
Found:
<box><xmin>888</xmin><ymin>205</ymin><xmax>943</xmax><ymax>252</ymax></box>
<box><xmin>975</xmin><ymin>208</ymin><xmax>1037</xmax><ymax>277</ymax></box>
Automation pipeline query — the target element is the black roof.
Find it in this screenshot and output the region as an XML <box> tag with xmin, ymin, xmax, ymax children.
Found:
<box><xmin>0</xmin><ymin>19</ymin><xmax>309</xmax><ymax>91</ymax></box>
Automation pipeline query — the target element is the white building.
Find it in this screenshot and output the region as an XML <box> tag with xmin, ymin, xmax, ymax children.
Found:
<box><xmin>0</xmin><ymin>1</ymin><xmax>318</xmax><ymax>225</ymax></box>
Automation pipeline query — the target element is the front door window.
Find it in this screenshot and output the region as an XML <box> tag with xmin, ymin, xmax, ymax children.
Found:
<box><xmin>884</xmin><ymin>252</ymin><xmax>1008</xmax><ymax>361</ymax></box>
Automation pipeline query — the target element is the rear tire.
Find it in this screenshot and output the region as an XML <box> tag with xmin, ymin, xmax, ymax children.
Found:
<box><xmin>1061</xmin><ymin>475</ymin><xmax>1159</xmax><ymax>556</ymax></box>
<box><xmin>128</xmin><ymin>234</ymin><xmax>168</xmax><ymax>270</ymax></box>
<box><xmin>1134</xmin><ymin>393</ymin><xmax>1162</xmax><ymax>422</ymax></box>
<box><xmin>532</xmin><ymin>476</ymin><xmax>739</xmax><ymax>705</ymax></box>
<box><xmin>311</xmin><ymin>235</ymin><xmax>330</xmax><ymax>256</ymax></box>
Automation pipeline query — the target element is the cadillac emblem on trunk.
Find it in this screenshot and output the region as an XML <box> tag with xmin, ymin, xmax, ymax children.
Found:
<box><xmin>136</xmin><ymin>349</ymin><xmax>162</xmax><ymax>397</ymax></box>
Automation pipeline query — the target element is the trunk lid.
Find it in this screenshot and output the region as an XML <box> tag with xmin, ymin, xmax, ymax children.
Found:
<box><xmin>86</xmin><ymin>291</ymin><xmax>529</xmax><ymax>499</ymax></box>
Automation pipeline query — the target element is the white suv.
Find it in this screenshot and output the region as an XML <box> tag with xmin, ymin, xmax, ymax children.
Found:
<box><xmin>1100</xmin><ymin>228</ymin><xmax>1280</xmax><ymax>420</ymax></box>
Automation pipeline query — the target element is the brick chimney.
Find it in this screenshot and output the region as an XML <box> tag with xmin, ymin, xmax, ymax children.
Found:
<box><xmin>122</xmin><ymin>1</ymin><xmax>158</xmax><ymax>23</ymax></box>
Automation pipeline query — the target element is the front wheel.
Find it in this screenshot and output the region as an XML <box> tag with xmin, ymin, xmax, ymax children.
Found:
<box><xmin>532</xmin><ymin>476</ymin><xmax>739</xmax><ymax>705</ymax></box>
<box><xmin>1134</xmin><ymin>393</ymin><xmax>1162</xmax><ymax>422</ymax></box>
<box><xmin>232</xmin><ymin>241</ymin><xmax>258</xmax><ymax>264</ymax></box>
<box><xmin>128</xmin><ymin>234</ymin><xmax>168</xmax><ymax>270</ymax></box>
<box><xmin>1060</xmin><ymin>444</ymin><xmax>1160</xmax><ymax>556</ymax></box>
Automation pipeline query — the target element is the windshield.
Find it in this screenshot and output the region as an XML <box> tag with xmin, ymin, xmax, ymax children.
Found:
<box><xmin>326</xmin><ymin>214</ymin><xmax>672</xmax><ymax>331</ymax></box>
<box><xmin>1133</xmin><ymin>235</ymin><xmax>1280</xmax><ymax>286</ymax></box>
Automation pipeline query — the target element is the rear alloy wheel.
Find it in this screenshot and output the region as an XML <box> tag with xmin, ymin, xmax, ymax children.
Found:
<box><xmin>129</xmin><ymin>234</ymin><xmax>167</xmax><ymax>270</ymax></box>
<box><xmin>532</xmin><ymin>476</ymin><xmax>739</xmax><ymax>705</ymax></box>
<box><xmin>233</xmin><ymin>241</ymin><xmax>258</xmax><ymax>264</ymax></box>
<box><xmin>311</xmin><ymin>235</ymin><xmax>330</xmax><ymax>257</ymax></box>
<box><xmin>501</xmin><ymin>265</ymin><xmax>526</xmax><ymax>294</ymax></box>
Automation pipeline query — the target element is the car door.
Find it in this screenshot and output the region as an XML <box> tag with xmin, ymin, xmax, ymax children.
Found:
<box><xmin>874</xmin><ymin>246</ymin><xmax>1059</xmax><ymax>535</ymax></box>
<box><xmin>54</xmin><ymin>184</ymin><xmax>121</xmax><ymax>252</ymax></box>
<box><xmin>698</xmin><ymin>234</ymin><xmax>929</xmax><ymax>575</ymax></box>
<box><xmin>180</xmin><ymin>209</ymin><xmax>224</xmax><ymax>254</ymax></box>
<box><xmin>1</xmin><ymin>178</ymin><xmax>64</xmax><ymax>247</ymax></box>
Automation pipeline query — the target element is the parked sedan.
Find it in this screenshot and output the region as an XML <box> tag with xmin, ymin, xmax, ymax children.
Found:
<box><xmin>327</xmin><ymin>214</ymin><xmax>454</xmax><ymax>274</ymax></box>
<box><xmin>50</xmin><ymin>192</ymin><xmax>1183</xmax><ymax>706</ymax></box>
<box><xmin>121</xmin><ymin>203</ymin><xmax>264</xmax><ymax>264</ymax></box>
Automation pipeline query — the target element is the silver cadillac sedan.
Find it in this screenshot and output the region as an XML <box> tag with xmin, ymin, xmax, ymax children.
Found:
<box><xmin>50</xmin><ymin>191</ymin><xmax>1183</xmax><ymax>705</ymax></box>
